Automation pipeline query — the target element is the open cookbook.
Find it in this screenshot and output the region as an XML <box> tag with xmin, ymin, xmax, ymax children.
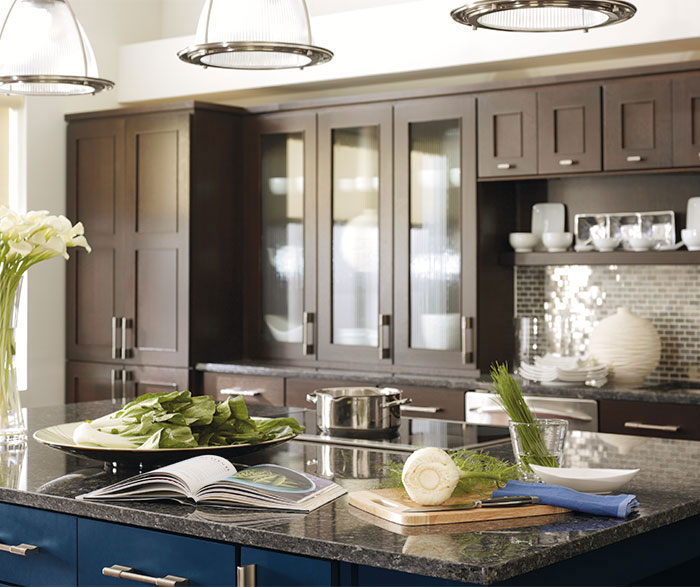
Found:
<box><xmin>78</xmin><ymin>455</ymin><xmax>346</xmax><ymax>513</ymax></box>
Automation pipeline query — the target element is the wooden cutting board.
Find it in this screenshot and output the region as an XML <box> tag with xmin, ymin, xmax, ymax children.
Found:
<box><xmin>348</xmin><ymin>488</ymin><xmax>569</xmax><ymax>526</ymax></box>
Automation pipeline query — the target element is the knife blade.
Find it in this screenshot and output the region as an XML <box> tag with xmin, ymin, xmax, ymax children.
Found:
<box><xmin>402</xmin><ymin>495</ymin><xmax>540</xmax><ymax>513</ymax></box>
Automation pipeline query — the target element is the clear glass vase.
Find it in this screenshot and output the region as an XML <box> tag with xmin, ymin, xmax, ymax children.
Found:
<box><xmin>0</xmin><ymin>276</ymin><xmax>26</xmax><ymax>445</ymax></box>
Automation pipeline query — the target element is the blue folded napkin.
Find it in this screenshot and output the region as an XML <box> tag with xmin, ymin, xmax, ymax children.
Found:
<box><xmin>492</xmin><ymin>480</ymin><xmax>639</xmax><ymax>518</ymax></box>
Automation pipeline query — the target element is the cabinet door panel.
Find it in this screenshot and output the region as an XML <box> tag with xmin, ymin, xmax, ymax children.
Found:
<box><xmin>66</xmin><ymin>360</ymin><xmax>122</xmax><ymax>404</ymax></box>
<box><xmin>478</xmin><ymin>90</ymin><xmax>537</xmax><ymax>176</ymax></box>
<box><xmin>131</xmin><ymin>365</ymin><xmax>190</xmax><ymax>397</ymax></box>
<box><xmin>394</xmin><ymin>96</ymin><xmax>477</xmax><ymax>369</ymax></box>
<box><xmin>318</xmin><ymin>104</ymin><xmax>393</xmax><ymax>366</ymax></box>
<box><xmin>67</xmin><ymin>118</ymin><xmax>126</xmax><ymax>364</ymax></box>
<box><xmin>240</xmin><ymin>546</ymin><xmax>337</xmax><ymax>587</ymax></box>
<box><xmin>603</xmin><ymin>78</ymin><xmax>672</xmax><ymax>170</ymax></box>
<box><xmin>0</xmin><ymin>502</ymin><xmax>77</xmax><ymax>587</ymax></box>
<box><xmin>78</xmin><ymin>518</ymin><xmax>237</xmax><ymax>586</ymax></box>
<box><xmin>538</xmin><ymin>84</ymin><xmax>602</xmax><ymax>174</ymax></box>
<box><xmin>599</xmin><ymin>400</ymin><xmax>700</xmax><ymax>441</ymax></box>
<box><xmin>202</xmin><ymin>372</ymin><xmax>285</xmax><ymax>406</ymax></box>
<box><xmin>124</xmin><ymin>114</ymin><xmax>190</xmax><ymax>367</ymax></box>
<box><xmin>673</xmin><ymin>74</ymin><xmax>700</xmax><ymax>167</ymax></box>
<box><xmin>398</xmin><ymin>385</ymin><xmax>465</xmax><ymax>421</ymax></box>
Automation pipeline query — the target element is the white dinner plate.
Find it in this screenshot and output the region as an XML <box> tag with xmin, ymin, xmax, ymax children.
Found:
<box><xmin>530</xmin><ymin>465</ymin><xmax>639</xmax><ymax>493</ymax></box>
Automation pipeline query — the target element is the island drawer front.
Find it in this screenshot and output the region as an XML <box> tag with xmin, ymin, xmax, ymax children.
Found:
<box><xmin>397</xmin><ymin>386</ymin><xmax>465</xmax><ymax>421</ymax></box>
<box><xmin>599</xmin><ymin>400</ymin><xmax>700</xmax><ymax>440</ymax></box>
<box><xmin>0</xmin><ymin>502</ymin><xmax>77</xmax><ymax>587</ymax></box>
<box><xmin>241</xmin><ymin>546</ymin><xmax>339</xmax><ymax>586</ymax></box>
<box><xmin>77</xmin><ymin>518</ymin><xmax>238</xmax><ymax>586</ymax></box>
<box><xmin>202</xmin><ymin>372</ymin><xmax>285</xmax><ymax>406</ymax></box>
<box><xmin>285</xmin><ymin>378</ymin><xmax>372</xmax><ymax>408</ymax></box>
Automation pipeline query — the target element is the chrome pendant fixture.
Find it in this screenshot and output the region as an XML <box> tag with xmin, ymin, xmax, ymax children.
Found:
<box><xmin>451</xmin><ymin>1</ymin><xmax>636</xmax><ymax>33</ymax></box>
<box><xmin>178</xmin><ymin>0</ymin><xmax>333</xmax><ymax>70</ymax></box>
<box><xmin>0</xmin><ymin>0</ymin><xmax>113</xmax><ymax>96</ymax></box>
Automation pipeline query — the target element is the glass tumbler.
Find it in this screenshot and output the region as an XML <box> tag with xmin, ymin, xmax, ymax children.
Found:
<box><xmin>514</xmin><ymin>315</ymin><xmax>548</xmax><ymax>368</ymax></box>
<box><xmin>508</xmin><ymin>418</ymin><xmax>568</xmax><ymax>481</ymax></box>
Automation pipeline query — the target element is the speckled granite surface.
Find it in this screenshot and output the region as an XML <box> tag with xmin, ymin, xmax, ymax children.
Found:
<box><xmin>2</xmin><ymin>401</ymin><xmax>700</xmax><ymax>585</ymax></box>
<box><xmin>197</xmin><ymin>361</ymin><xmax>700</xmax><ymax>405</ymax></box>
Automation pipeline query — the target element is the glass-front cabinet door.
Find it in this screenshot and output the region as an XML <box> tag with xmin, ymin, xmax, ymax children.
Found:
<box><xmin>317</xmin><ymin>105</ymin><xmax>393</xmax><ymax>366</ymax></box>
<box><xmin>393</xmin><ymin>96</ymin><xmax>477</xmax><ymax>369</ymax></box>
<box><xmin>249</xmin><ymin>112</ymin><xmax>317</xmax><ymax>360</ymax></box>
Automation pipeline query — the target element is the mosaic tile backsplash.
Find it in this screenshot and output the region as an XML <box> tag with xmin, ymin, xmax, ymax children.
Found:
<box><xmin>515</xmin><ymin>265</ymin><xmax>700</xmax><ymax>382</ymax></box>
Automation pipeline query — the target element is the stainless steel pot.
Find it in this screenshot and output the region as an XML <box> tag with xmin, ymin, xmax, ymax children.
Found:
<box><xmin>306</xmin><ymin>387</ymin><xmax>411</xmax><ymax>438</ymax></box>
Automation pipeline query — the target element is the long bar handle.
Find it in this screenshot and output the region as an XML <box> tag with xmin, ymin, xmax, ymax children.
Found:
<box><xmin>461</xmin><ymin>316</ymin><xmax>474</xmax><ymax>364</ymax></box>
<box><xmin>121</xmin><ymin>317</ymin><xmax>131</xmax><ymax>359</ymax></box>
<box><xmin>302</xmin><ymin>311</ymin><xmax>315</xmax><ymax>356</ymax></box>
<box><xmin>496</xmin><ymin>163</ymin><xmax>512</xmax><ymax>170</ymax></box>
<box><xmin>378</xmin><ymin>314</ymin><xmax>391</xmax><ymax>360</ymax></box>
<box><xmin>626</xmin><ymin>155</ymin><xmax>643</xmax><ymax>163</ymax></box>
<box><xmin>0</xmin><ymin>542</ymin><xmax>39</xmax><ymax>556</ymax></box>
<box><xmin>220</xmin><ymin>388</ymin><xmax>262</xmax><ymax>396</ymax></box>
<box><xmin>121</xmin><ymin>369</ymin><xmax>132</xmax><ymax>404</ymax></box>
<box><xmin>559</xmin><ymin>159</ymin><xmax>575</xmax><ymax>166</ymax></box>
<box><xmin>236</xmin><ymin>564</ymin><xmax>256</xmax><ymax>587</ymax></box>
<box><xmin>110</xmin><ymin>369</ymin><xmax>121</xmax><ymax>404</ymax></box>
<box><xmin>624</xmin><ymin>421</ymin><xmax>680</xmax><ymax>432</ymax></box>
<box><xmin>111</xmin><ymin>316</ymin><xmax>119</xmax><ymax>359</ymax></box>
<box><xmin>400</xmin><ymin>405</ymin><xmax>442</xmax><ymax>414</ymax></box>
<box><xmin>102</xmin><ymin>565</ymin><xmax>188</xmax><ymax>586</ymax></box>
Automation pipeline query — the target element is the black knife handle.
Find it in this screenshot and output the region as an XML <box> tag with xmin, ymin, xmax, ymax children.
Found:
<box><xmin>480</xmin><ymin>496</ymin><xmax>539</xmax><ymax>507</ymax></box>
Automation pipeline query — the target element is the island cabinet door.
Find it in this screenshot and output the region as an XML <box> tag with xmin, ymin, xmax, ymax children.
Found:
<box><xmin>393</xmin><ymin>96</ymin><xmax>477</xmax><ymax>371</ymax></box>
<box><xmin>239</xmin><ymin>546</ymin><xmax>346</xmax><ymax>587</ymax></box>
<box><xmin>77</xmin><ymin>518</ymin><xmax>238</xmax><ymax>586</ymax></box>
<box><xmin>0</xmin><ymin>503</ymin><xmax>77</xmax><ymax>587</ymax></box>
<box><xmin>317</xmin><ymin>104</ymin><xmax>394</xmax><ymax>368</ymax></box>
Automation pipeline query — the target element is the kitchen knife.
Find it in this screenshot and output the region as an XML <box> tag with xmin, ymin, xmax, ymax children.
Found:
<box><xmin>402</xmin><ymin>495</ymin><xmax>539</xmax><ymax>513</ymax></box>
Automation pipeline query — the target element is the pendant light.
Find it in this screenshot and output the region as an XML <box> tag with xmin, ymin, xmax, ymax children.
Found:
<box><xmin>0</xmin><ymin>0</ymin><xmax>113</xmax><ymax>96</ymax></box>
<box><xmin>178</xmin><ymin>0</ymin><xmax>333</xmax><ymax>70</ymax></box>
<box><xmin>451</xmin><ymin>1</ymin><xmax>636</xmax><ymax>33</ymax></box>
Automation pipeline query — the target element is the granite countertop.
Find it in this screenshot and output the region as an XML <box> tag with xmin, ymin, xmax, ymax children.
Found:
<box><xmin>197</xmin><ymin>361</ymin><xmax>700</xmax><ymax>405</ymax></box>
<box><xmin>2</xmin><ymin>401</ymin><xmax>700</xmax><ymax>584</ymax></box>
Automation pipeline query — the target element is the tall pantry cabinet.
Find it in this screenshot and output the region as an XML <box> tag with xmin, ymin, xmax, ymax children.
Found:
<box><xmin>65</xmin><ymin>102</ymin><xmax>244</xmax><ymax>403</ymax></box>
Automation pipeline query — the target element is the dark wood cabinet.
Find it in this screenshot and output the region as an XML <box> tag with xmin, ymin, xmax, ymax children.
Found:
<box><xmin>66</xmin><ymin>103</ymin><xmax>244</xmax><ymax>401</ymax></box>
<box><xmin>537</xmin><ymin>84</ymin><xmax>602</xmax><ymax>174</ymax></box>
<box><xmin>599</xmin><ymin>399</ymin><xmax>700</xmax><ymax>441</ymax></box>
<box><xmin>603</xmin><ymin>77</ymin><xmax>673</xmax><ymax>170</ymax></box>
<box><xmin>66</xmin><ymin>361</ymin><xmax>189</xmax><ymax>404</ymax></box>
<box><xmin>673</xmin><ymin>74</ymin><xmax>700</xmax><ymax>167</ymax></box>
<box><xmin>478</xmin><ymin>90</ymin><xmax>537</xmax><ymax>177</ymax></box>
<box><xmin>201</xmin><ymin>373</ymin><xmax>285</xmax><ymax>407</ymax></box>
<box><xmin>397</xmin><ymin>385</ymin><xmax>465</xmax><ymax>421</ymax></box>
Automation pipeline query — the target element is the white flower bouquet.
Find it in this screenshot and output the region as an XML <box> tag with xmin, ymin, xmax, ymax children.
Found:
<box><xmin>0</xmin><ymin>206</ymin><xmax>91</xmax><ymax>443</ymax></box>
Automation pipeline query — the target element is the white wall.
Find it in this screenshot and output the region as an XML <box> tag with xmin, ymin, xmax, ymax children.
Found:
<box><xmin>19</xmin><ymin>0</ymin><xmax>162</xmax><ymax>408</ymax></box>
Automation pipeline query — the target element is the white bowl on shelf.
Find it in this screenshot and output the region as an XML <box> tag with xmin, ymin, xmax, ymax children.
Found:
<box><xmin>264</xmin><ymin>314</ymin><xmax>303</xmax><ymax>343</ymax></box>
<box><xmin>681</xmin><ymin>228</ymin><xmax>700</xmax><ymax>251</ymax></box>
<box><xmin>542</xmin><ymin>232</ymin><xmax>573</xmax><ymax>252</ymax></box>
<box><xmin>530</xmin><ymin>465</ymin><xmax>640</xmax><ymax>493</ymax></box>
<box><xmin>509</xmin><ymin>232</ymin><xmax>539</xmax><ymax>253</ymax></box>
<box><xmin>628</xmin><ymin>236</ymin><xmax>654</xmax><ymax>251</ymax></box>
<box><xmin>268</xmin><ymin>177</ymin><xmax>287</xmax><ymax>195</ymax></box>
<box><xmin>592</xmin><ymin>236</ymin><xmax>621</xmax><ymax>252</ymax></box>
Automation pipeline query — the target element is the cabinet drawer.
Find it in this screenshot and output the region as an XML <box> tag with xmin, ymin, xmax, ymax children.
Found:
<box><xmin>78</xmin><ymin>518</ymin><xmax>238</xmax><ymax>586</ymax></box>
<box><xmin>0</xmin><ymin>503</ymin><xmax>76</xmax><ymax>587</ymax></box>
<box><xmin>285</xmin><ymin>378</ymin><xmax>372</xmax><ymax>408</ymax></box>
<box><xmin>202</xmin><ymin>373</ymin><xmax>284</xmax><ymax>406</ymax></box>
<box><xmin>398</xmin><ymin>386</ymin><xmax>465</xmax><ymax>421</ymax></box>
<box><xmin>599</xmin><ymin>400</ymin><xmax>700</xmax><ymax>441</ymax></box>
<box><xmin>240</xmin><ymin>546</ymin><xmax>339</xmax><ymax>586</ymax></box>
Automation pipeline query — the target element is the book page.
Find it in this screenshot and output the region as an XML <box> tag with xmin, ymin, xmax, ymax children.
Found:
<box><xmin>157</xmin><ymin>455</ymin><xmax>237</xmax><ymax>495</ymax></box>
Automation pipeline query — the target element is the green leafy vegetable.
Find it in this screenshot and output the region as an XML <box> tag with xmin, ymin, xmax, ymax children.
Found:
<box><xmin>490</xmin><ymin>362</ymin><xmax>559</xmax><ymax>469</ymax></box>
<box><xmin>75</xmin><ymin>391</ymin><xmax>304</xmax><ymax>449</ymax></box>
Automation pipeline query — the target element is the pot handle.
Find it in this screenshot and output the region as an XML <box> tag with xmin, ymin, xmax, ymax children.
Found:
<box><xmin>383</xmin><ymin>398</ymin><xmax>412</xmax><ymax>409</ymax></box>
<box><xmin>306</xmin><ymin>393</ymin><xmax>318</xmax><ymax>404</ymax></box>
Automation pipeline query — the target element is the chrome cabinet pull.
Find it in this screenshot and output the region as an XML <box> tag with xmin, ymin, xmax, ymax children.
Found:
<box><xmin>220</xmin><ymin>388</ymin><xmax>262</xmax><ymax>396</ymax></box>
<box><xmin>111</xmin><ymin>316</ymin><xmax>119</xmax><ymax>359</ymax></box>
<box><xmin>496</xmin><ymin>163</ymin><xmax>512</xmax><ymax>170</ymax></box>
<box><xmin>102</xmin><ymin>565</ymin><xmax>188</xmax><ymax>586</ymax></box>
<box><xmin>121</xmin><ymin>369</ymin><xmax>133</xmax><ymax>403</ymax></box>
<box><xmin>626</xmin><ymin>155</ymin><xmax>643</xmax><ymax>162</ymax></box>
<box><xmin>236</xmin><ymin>564</ymin><xmax>256</xmax><ymax>587</ymax></box>
<box><xmin>110</xmin><ymin>369</ymin><xmax>121</xmax><ymax>404</ymax></box>
<box><xmin>624</xmin><ymin>421</ymin><xmax>680</xmax><ymax>432</ymax></box>
<box><xmin>400</xmin><ymin>405</ymin><xmax>442</xmax><ymax>414</ymax></box>
<box><xmin>378</xmin><ymin>314</ymin><xmax>391</xmax><ymax>360</ymax></box>
<box><xmin>121</xmin><ymin>317</ymin><xmax>132</xmax><ymax>359</ymax></box>
<box><xmin>559</xmin><ymin>159</ymin><xmax>575</xmax><ymax>166</ymax></box>
<box><xmin>302</xmin><ymin>311</ymin><xmax>315</xmax><ymax>356</ymax></box>
<box><xmin>0</xmin><ymin>542</ymin><xmax>39</xmax><ymax>556</ymax></box>
<box><xmin>461</xmin><ymin>316</ymin><xmax>474</xmax><ymax>364</ymax></box>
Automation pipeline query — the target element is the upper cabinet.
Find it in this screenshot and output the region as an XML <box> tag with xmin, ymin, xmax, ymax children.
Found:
<box><xmin>67</xmin><ymin>103</ymin><xmax>243</xmax><ymax>376</ymax></box>
<box><xmin>603</xmin><ymin>77</ymin><xmax>673</xmax><ymax>170</ymax></box>
<box><xmin>672</xmin><ymin>74</ymin><xmax>700</xmax><ymax>167</ymax></box>
<box><xmin>478</xmin><ymin>90</ymin><xmax>537</xmax><ymax>177</ymax></box>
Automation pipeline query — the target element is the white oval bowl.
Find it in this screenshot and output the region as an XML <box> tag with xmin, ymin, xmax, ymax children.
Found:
<box><xmin>530</xmin><ymin>465</ymin><xmax>639</xmax><ymax>493</ymax></box>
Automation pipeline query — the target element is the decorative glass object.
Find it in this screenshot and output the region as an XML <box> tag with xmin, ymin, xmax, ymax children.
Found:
<box><xmin>0</xmin><ymin>277</ymin><xmax>24</xmax><ymax>445</ymax></box>
<box><xmin>0</xmin><ymin>0</ymin><xmax>113</xmax><ymax>95</ymax></box>
<box><xmin>509</xmin><ymin>418</ymin><xmax>568</xmax><ymax>481</ymax></box>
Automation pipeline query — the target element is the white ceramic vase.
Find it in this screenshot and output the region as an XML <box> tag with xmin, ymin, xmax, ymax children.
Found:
<box><xmin>588</xmin><ymin>307</ymin><xmax>661</xmax><ymax>386</ymax></box>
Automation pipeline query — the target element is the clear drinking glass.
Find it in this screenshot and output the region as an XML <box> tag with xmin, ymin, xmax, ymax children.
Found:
<box><xmin>508</xmin><ymin>418</ymin><xmax>568</xmax><ymax>481</ymax></box>
<box><xmin>514</xmin><ymin>315</ymin><xmax>548</xmax><ymax>367</ymax></box>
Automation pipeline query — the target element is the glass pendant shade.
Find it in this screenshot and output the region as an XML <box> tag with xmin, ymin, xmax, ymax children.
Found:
<box><xmin>451</xmin><ymin>1</ymin><xmax>636</xmax><ymax>33</ymax></box>
<box><xmin>178</xmin><ymin>0</ymin><xmax>333</xmax><ymax>70</ymax></box>
<box><xmin>0</xmin><ymin>0</ymin><xmax>113</xmax><ymax>95</ymax></box>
